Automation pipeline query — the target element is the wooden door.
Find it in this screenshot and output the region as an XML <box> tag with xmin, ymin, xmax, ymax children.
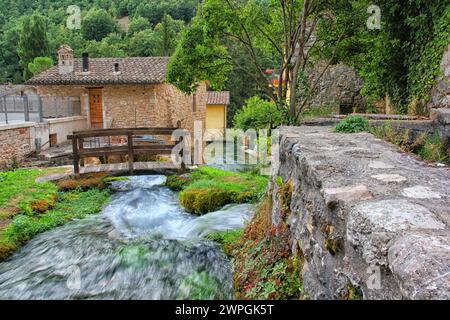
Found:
<box><xmin>89</xmin><ymin>88</ymin><xmax>103</xmax><ymax>129</ymax></box>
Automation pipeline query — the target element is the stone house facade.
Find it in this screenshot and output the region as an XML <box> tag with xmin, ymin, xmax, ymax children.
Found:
<box><xmin>27</xmin><ymin>45</ymin><xmax>229</xmax><ymax>140</ymax></box>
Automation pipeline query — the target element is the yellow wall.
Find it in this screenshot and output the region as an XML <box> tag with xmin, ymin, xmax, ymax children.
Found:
<box><xmin>206</xmin><ymin>105</ymin><xmax>227</xmax><ymax>131</ymax></box>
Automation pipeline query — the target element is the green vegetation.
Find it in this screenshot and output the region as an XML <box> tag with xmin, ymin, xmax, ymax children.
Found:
<box><xmin>231</xmin><ymin>195</ymin><xmax>305</xmax><ymax>300</ymax></box>
<box><xmin>0</xmin><ymin>188</ymin><xmax>110</xmax><ymax>261</ymax></box>
<box><xmin>334</xmin><ymin>116</ymin><xmax>370</xmax><ymax>133</ymax></box>
<box><xmin>81</xmin><ymin>8</ymin><xmax>119</xmax><ymax>41</ymax></box>
<box><xmin>17</xmin><ymin>12</ymin><xmax>50</xmax><ymax>80</ymax></box>
<box><xmin>418</xmin><ymin>133</ymin><xmax>449</xmax><ymax>164</ymax></box>
<box><xmin>0</xmin><ymin>168</ymin><xmax>112</xmax><ymax>261</ymax></box>
<box><xmin>167</xmin><ymin>166</ymin><xmax>269</xmax><ymax>215</ymax></box>
<box><xmin>0</xmin><ymin>169</ymin><xmax>59</xmax><ymax>217</ymax></box>
<box><xmin>206</xmin><ymin>229</ymin><xmax>243</xmax><ymax>256</ymax></box>
<box><xmin>0</xmin><ymin>0</ymin><xmax>196</xmax><ymax>83</ymax></box>
<box><xmin>233</xmin><ymin>97</ymin><xmax>289</xmax><ymax>131</ymax></box>
<box><xmin>370</xmin><ymin>123</ymin><xmax>449</xmax><ymax>164</ymax></box>
<box><xmin>28</xmin><ymin>56</ymin><xmax>53</xmax><ymax>76</ymax></box>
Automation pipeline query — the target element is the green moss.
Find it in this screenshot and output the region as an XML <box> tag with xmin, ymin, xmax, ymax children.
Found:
<box><xmin>170</xmin><ymin>166</ymin><xmax>269</xmax><ymax>215</ymax></box>
<box><xmin>207</xmin><ymin>229</ymin><xmax>243</xmax><ymax>256</ymax></box>
<box><xmin>180</xmin><ymin>188</ymin><xmax>234</xmax><ymax>215</ymax></box>
<box><xmin>165</xmin><ymin>174</ymin><xmax>191</xmax><ymax>191</ymax></box>
<box><xmin>0</xmin><ymin>188</ymin><xmax>110</xmax><ymax>261</ymax></box>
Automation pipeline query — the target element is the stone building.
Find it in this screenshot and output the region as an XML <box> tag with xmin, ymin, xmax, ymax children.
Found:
<box><xmin>26</xmin><ymin>45</ymin><xmax>229</xmax><ymax>140</ymax></box>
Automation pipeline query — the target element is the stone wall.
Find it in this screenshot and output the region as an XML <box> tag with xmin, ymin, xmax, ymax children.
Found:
<box><xmin>271</xmin><ymin>126</ymin><xmax>449</xmax><ymax>300</ymax></box>
<box><xmin>305</xmin><ymin>62</ymin><xmax>365</xmax><ymax>113</ymax></box>
<box><xmin>0</xmin><ymin>124</ymin><xmax>33</xmax><ymax>169</ymax></box>
<box><xmin>36</xmin><ymin>83</ymin><xmax>207</xmax><ymax>133</ymax></box>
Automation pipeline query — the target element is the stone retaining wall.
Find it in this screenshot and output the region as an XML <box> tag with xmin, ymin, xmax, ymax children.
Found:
<box><xmin>0</xmin><ymin>117</ymin><xmax>88</xmax><ymax>170</ymax></box>
<box><xmin>0</xmin><ymin>124</ymin><xmax>33</xmax><ymax>169</ymax></box>
<box><xmin>271</xmin><ymin>126</ymin><xmax>449</xmax><ymax>299</ymax></box>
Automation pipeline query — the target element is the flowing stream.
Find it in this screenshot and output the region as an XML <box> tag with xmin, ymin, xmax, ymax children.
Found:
<box><xmin>0</xmin><ymin>175</ymin><xmax>254</xmax><ymax>300</ymax></box>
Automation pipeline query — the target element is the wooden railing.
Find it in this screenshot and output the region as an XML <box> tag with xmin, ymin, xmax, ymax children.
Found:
<box><xmin>68</xmin><ymin>127</ymin><xmax>183</xmax><ymax>175</ymax></box>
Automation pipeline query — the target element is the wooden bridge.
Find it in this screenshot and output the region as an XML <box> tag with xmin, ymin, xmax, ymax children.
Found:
<box><xmin>68</xmin><ymin>127</ymin><xmax>185</xmax><ymax>175</ymax></box>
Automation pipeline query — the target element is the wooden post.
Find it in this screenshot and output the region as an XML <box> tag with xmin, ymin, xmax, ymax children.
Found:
<box><xmin>180</xmin><ymin>134</ymin><xmax>186</xmax><ymax>173</ymax></box>
<box><xmin>72</xmin><ymin>136</ymin><xmax>80</xmax><ymax>175</ymax></box>
<box><xmin>128</xmin><ymin>131</ymin><xmax>134</xmax><ymax>175</ymax></box>
<box><xmin>79</xmin><ymin>138</ymin><xmax>85</xmax><ymax>167</ymax></box>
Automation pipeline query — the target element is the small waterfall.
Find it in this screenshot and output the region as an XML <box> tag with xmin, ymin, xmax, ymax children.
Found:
<box><xmin>0</xmin><ymin>175</ymin><xmax>254</xmax><ymax>300</ymax></box>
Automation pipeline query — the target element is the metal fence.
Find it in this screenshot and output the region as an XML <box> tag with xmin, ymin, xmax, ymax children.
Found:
<box><xmin>0</xmin><ymin>94</ymin><xmax>82</xmax><ymax>125</ymax></box>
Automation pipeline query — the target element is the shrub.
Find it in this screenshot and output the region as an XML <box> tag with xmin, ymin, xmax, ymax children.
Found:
<box><xmin>233</xmin><ymin>96</ymin><xmax>288</xmax><ymax>131</ymax></box>
<box><xmin>418</xmin><ymin>133</ymin><xmax>449</xmax><ymax>163</ymax></box>
<box><xmin>335</xmin><ymin>115</ymin><xmax>369</xmax><ymax>133</ymax></box>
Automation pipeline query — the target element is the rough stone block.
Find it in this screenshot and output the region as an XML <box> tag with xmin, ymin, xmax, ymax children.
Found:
<box><xmin>388</xmin><ymin>230</ymin><xmax>450</xmax><ymax>300</ymax></box>
<box><xmin>347</xmin><ymin>199</ymin><xmax>445</xmax><ymax>266</ymax></box>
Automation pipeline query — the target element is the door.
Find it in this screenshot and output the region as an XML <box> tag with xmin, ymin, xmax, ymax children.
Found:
<box><xmin>89</xmin><ymin>88</ymin><xmax>103</xmax><ymax>129</ymax></box>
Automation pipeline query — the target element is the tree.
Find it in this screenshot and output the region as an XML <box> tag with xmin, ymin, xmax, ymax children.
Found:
<box><xmin>127</xmin><ymin>16</ymin><xmax>152</xmax><ymax>36</ymax></box>
<box><xmin>153</xmin><ymin>14</ymin><xmax>185</xmax><ymax>56</ymax></box>
<box><xmin>168</xmin><ymin>0</ymin><xmax>368</xmax><ymax>121</ymax></box>
<box><xmin>0</xmin><ymin>23</ymin><xmax>22</xmax><ymax>83</ymax></box>
<box><xmin>17</xmin><ymin>13</ymin><xmax>50</xmax><ymax>80</ymax></box>
<box><xmin>28</xmin><ymin>56</ymin><xmax>53</xmax><ymax>76</ymax></box>
<box><xmin>128</xmin><ymin>30</ymin><xmax>157</xmax><ymax>57</ymax></box>
<box><xmin>81</xmin><ymin>8</ymin><xmax>118</xmax><ymax>41</ymax></box>
<box><xmin>234</xmin><ymin>96</ymin><xmax>287</xmax><ymax>131</ymax></box>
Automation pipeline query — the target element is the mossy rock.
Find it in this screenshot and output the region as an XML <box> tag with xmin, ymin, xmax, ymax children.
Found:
<box><xmin>166</xmin><ymin>174</ymin><xmax>191</xmax><ymax>191</ymax></box>
<box><xmin>180</xmin><ymin>188</ymin><xmax>234</xmax><ymax>215</ymax></box>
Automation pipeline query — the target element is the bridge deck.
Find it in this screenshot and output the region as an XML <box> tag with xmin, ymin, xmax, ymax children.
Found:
<box><xmin>77</xmin><ymin>161</ymin><xmax>180</xmax><ymax>174</ymax></box>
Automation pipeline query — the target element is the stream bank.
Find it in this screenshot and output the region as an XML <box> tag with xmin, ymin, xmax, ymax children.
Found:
<box><xmin>0</xmin><ymin>175</ymin><xmax>254</xmax><ymax>299</ymax></box>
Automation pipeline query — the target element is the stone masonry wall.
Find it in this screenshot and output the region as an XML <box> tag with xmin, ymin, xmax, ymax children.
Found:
<box><xmin>271</xmin><ymin>126</ymin><xmax>449</xmax><ymax>300</ymax></box>
<box><xmin>306</xmin><ymin>62</ymin><xmax>365</xmax><ymax>113</ymax></box>
<box><xmin>36</xmin><ymin>83</ymin><xmax>207</xmax><ymax>134</ymax></box>
<box><xmin>0</xmin><ymin>125</ymin><xmax>33</xmax><ymax>169</ymax></box>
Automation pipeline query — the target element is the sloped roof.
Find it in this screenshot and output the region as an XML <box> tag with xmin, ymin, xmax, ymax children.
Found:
<box><xmin>26</xmin><ymin>57</ymin><xmax>169</xmax><ymax>86</ymax></box>
<box><xmin>207</xmin><ymin>91</ymin><xmax>230</xmax><ymax>105</ymax></box>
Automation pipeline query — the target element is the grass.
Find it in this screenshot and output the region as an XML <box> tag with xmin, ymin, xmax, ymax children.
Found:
<box><xmin>0</xmin><ymin>188</ymin><xmax>110</xmax><ymax>261</ymax></box>
<box><xmin>167</xmin><ymin>166</ymin><xmax>269</xmax><ymax>215</ymax></box>
<box><xmin>418</xmin><ymin>133</ymin><xmax>449</xmax><ymax>163</ymax></box>
<box><xmin>0</xmin><ymin>168</ymin><xmax>113</xmax><ymax>261</ymax></box>
<box><xmin>0</xmin><ymin>169</ymin><xmax>59</xmax><ymax>218</ymax></box>
<box><xmin>370</xmin><ymin>123</ymin><xmax>449</xmax><ymax>164</ymax></box>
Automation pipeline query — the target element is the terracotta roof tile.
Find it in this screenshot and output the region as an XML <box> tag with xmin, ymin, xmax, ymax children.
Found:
<box><xmin>26</xmin><ymin>57</ymin><xmax>169</xmax><ymax>85</ymax></box>
<box><xmin>207</xmin><ymin>91</ymin><xmax>230</xmax><ymax>105</ymax></box>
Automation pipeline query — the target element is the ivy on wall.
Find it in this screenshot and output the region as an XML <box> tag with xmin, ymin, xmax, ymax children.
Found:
<box><xmin>371</xmin><ymin>0</ymin><xmax>450</xmax><ymax>113</ymax></box>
